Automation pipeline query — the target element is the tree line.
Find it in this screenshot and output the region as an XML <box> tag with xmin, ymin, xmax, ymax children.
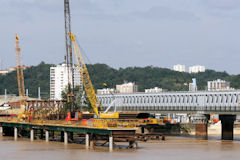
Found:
<box><xmin>0</xmin><ymin>62</ymin><xmax>239</xmax><ymax>99</ymax></box>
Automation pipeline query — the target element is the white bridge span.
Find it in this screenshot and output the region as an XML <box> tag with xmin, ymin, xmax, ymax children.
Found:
<box><xmin>97</xmin><ymin>90</ymin><xmax>240</xmax><ymax>114</ymax></box>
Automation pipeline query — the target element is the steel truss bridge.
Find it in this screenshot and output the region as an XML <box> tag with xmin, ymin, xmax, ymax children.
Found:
<box><xmin>97</xmin><ymin>90</ymin><xmax>240</xmax><ymax>114</ymax></box>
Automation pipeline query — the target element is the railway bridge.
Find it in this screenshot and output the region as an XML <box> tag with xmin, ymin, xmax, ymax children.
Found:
<box><xmin>97</xmin><ymin>90</ymin><xmax>240</xmax><ymax>140</ymax></box>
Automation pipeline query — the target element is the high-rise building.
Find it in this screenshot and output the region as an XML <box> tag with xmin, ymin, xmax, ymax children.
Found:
<box><xmin>50</xmin><ymin>63</ymin><xmax>81</xmax><ymax>100</ymax></box>
<box><xmin>189</xmin><ymin>65</ymin><xmax>205</xmax><ymax>73</ymax></box>
<box><xmin>116</xmin><ymin>82</ymin><xmax>138</xmax><ymax>94</ymax></box>
<box><xmin>207</xmin><ymin>79</ymin><xmax>232</xmax><ymax>91</ymax></box>
<box><xmin>173</xmin><ymin>64</ymin><xmax>186</xmax><ymax>72</ymax></box>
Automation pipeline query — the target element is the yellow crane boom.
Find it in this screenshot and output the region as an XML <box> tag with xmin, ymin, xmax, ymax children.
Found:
<box><xmin>15</xmin><ymin>34</ymin><xmax>25</xmax><ymax>100</ymax></box>
<box><xmin>69</xmin><ymin>33</ymin><xmax>102</xmax><ymax>116</ymax></box>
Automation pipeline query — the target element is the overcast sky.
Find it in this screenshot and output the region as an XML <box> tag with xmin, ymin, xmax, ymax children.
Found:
<box><xmin>0</xmin><ymin>0</ymin><xmax>240</xmax><ymax>74</ymax></box>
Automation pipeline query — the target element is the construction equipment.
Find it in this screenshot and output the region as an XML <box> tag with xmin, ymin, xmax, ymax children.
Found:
<box><xmin>15</xmin><ymin>34</ymin><xmax>26</xmax><ymax>109</ymax></box>
<box><xmin>69</xmin><ymin>33</ymin><xmax>119</xmax><ymax>118</ymax></box>
<box><xmin>64</xmin><ymin>0</ymin><xmax>75</xmax><ymax>113</ymax></box>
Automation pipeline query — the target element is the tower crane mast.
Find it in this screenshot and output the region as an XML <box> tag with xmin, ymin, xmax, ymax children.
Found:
<box><xmin>70</xmin><ymin>33</ymin><xmax>103</xmax><ymax>116</ymax></box>
<box><xmin>15</xmin><ymin>34</ymin><xmax>26</xmax><ymax>107</ymax></box>
<box><xmin>64</xmin><ymin>0</ymin><xmax>75</xmax><ymax>112</ymax></box>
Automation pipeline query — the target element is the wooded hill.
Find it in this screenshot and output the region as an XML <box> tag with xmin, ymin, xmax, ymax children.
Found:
<box><xmin>1</xmin><ymin>62</ymin><xmax>239</xmax><ymax>99</ymax></box>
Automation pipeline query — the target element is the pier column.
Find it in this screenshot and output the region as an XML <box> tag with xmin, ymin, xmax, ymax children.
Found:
<box><xmin>219</xmin><ymin>115</ymin><xmax>236</xmax><ymax>140</ymax></box>
<box><xmin>14</xmin><ymin>127</ymin><xmax>18</xmax><ymax>140</ymax></box>
<box><xmin>192</xmin><ymin>114</ymin><xmax>209</xmax><ymax>139</ymax></box>
<box><xmin>109</xmin><ymin>136</ymin><xmax>113</xmax><ymax>151</ymax></box>
<box><xmin>0</xmin><ymin>127</ymin><xmax>3</xmax><ymax>136</ymax></box>
<box><xmin>64</xmin><ymin>131</ymin><xmax>68</xmax><ymax>145</ymax></box>
<box><xmin>30</xmin><ymin>129</ymin><xmax>34</xmax><ymax>141</ymax></box>
<box><xmin>45</xmin><ymin>130</ymin><xmax>49</xmax><ymax>142</ymax></box>
<box><xmin>85</xmin><ymin>134</ymin><xmax>89</xmax><ymax>147</ymax></box>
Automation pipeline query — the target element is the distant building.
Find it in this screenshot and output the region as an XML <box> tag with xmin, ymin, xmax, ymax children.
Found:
<box><xmin>0</xmin><ymin>70</ymin><xmax>9</xmax><ymax>75</ymax></box>
<box><xmin>116</xmin><ymin>82</ymin><xmax>138</xmax><ymax>94</ymax></box>
<box><xmin>189</xmin><ymin>78</ymin><xmax>197</xmax><ymax>91</ymax></box>
<box><xmin>189</xmin><ymin>65</ymin><xmax>205</xmax><ymax>73</ymax></box>
<box><xmin>50</xmin><ymin>63</ymin><xmax>81</xmax><ymax>100</ymax></box>
<box><xmin>97</xmin><ymin>88</ymin><xmax>115</xmax><ymax>95</ymax></box>
<box><xmin>207</xmin><ymin>79</ymin><xmax>232</xmax><ymax>91</ymax></box>
<box><xmin>0</xmin><ymin>66</ymin><xmax>31</xmax><ymax>75</ymax></box>
<box><xmin>173</xmin><ymin>64</ymin><xmax>186</xmax><ymax>72</ymax></box>
<box><xmin>145</xmin><ymin>87</ymin><xmax>163</xmax><ymax>93</ymax></box>
<box><xmin>8</xmin><ymin>67</ymin><xmax>16</xmax><ymax>72</ymax></box>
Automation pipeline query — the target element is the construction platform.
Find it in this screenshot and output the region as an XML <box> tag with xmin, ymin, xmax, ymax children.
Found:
<box><xmin>0</xmin><ymin>120</ymin><xmax>138</xmax><ymax>151</ymax></box>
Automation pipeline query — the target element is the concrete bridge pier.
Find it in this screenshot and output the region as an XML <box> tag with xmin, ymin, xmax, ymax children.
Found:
<box><xmin>109</xmin><ymin>135</ymin><xmax>113</xmax><ymax>151</ymax></box>
<box><xmin>30</xmin><ymin>129</ymin><xmax>34</xmax><ymax>141</ymax></box>
<box><xmin>219</xmin><ymin>115</ymin><xmax>236</xmax><ymax>140</ymax></box>
<box><xmin>64</xmin><ymin>131</ymin><xmax>68</xmax><ymax>145</ymax></box>
<box><xmin>14</xmin><ymin>127</ymin><xmax>18</xmax><ymax>140</ymax></box>
<box><xmin>85</xmin><ymin>133</ymin><xmax>89</xmax><ymax>148</ymax></box>
<box><xmin>192</xmin><ymin>114</ymin><xmax>210</xmax><ymax>139</ymax></box>
<box><xmin>45</xmin><ymin>130</ymin><xmax>49</xmax><ymax>142</ymax></box>
<box><xmin>0</xmin><ymin>126</ymin><xmax>3</xmax><ymax>136</ymax></box>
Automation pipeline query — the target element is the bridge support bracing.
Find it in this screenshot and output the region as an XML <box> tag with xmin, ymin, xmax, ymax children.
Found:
<box><xmin>219</xmin><ymin>115</ymin><xmax>236</xmax><ymax>140</ymax></box>
<box><xmin>14</xmin><ymin>127</ymin><xmax>18</xmax><ymax>140</ymax></box>
<box><xmin>193</xmin><ymin>114</ymin><xmax>209</xmax><ymax>139</ymax></box>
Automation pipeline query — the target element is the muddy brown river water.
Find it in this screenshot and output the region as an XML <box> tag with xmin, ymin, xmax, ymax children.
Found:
<box><xmin>1</xmin><ymin>135</ymin><xmax>240</xmax><ymax>160</ymax></box>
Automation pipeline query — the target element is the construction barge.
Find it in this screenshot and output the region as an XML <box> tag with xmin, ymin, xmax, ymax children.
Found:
<box><xmin>0</xmin><ymin>120</ymin><xmax>138</xmax><ymax>151</ymax></box>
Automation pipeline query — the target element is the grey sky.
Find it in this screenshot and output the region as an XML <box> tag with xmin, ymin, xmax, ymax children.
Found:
<box><xmin>0</xmin><ymin>0</ymin><xmax>240</xmax><ymax>74</ymax></box>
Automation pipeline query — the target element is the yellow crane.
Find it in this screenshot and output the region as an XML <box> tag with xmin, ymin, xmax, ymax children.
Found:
<box><xmin>69</xmin><ymin>33</ymin><xmax>119</xmax><ymax>118</ymax></box>
<box><xmin>15</xmin><ymin>34</ymin><xmax>26</xmax><ymax>109</ymax></box>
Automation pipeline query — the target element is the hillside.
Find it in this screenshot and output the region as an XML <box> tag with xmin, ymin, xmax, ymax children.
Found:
<box><xmin>0</xmin><ymin>62</ymin><xmax>239</xmax><ymax>99</ymax></box>
<box><xmin>87</xmin><ymin>64</ymin><xmax>232</xmax><ymax>91</ymax></box>
<box><xmin>0</xmin><ymin>62</ymin><xmax>54</xmax><ymax>99</ymax></box>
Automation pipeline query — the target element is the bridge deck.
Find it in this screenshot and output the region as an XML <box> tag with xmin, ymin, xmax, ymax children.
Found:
<box><xmin>0</xmin><ymin>120</ymin><xmax>136</xmax><ymax>135</ymax></box>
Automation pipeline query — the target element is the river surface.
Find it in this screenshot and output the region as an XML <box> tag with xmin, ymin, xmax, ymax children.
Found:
<box><xmin>1</xmin><ymin>135</ymin><xmax>240</xmax><ymax>160</ymax></box>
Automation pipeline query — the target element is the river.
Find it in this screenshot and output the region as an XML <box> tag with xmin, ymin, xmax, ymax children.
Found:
<box><xmin>1</xmin><ymin>135</ymin><xmax>240</xmax><ymax>160</ymax></box>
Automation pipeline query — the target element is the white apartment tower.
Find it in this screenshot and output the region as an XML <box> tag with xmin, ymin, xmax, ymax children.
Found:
<box><xmin>189</xmin><ymin>65</ymin><xmax>205</xmax><ymax>73</ymax></box>
<box><xmin>50</xmin><ymin>63</ymin><xmax>81</xmax><ymax>100</ymax></box>
<box><xmin>173</xmin><ymin>65</ymin><xmax>186</xmax><ymax>72</ymax></box>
